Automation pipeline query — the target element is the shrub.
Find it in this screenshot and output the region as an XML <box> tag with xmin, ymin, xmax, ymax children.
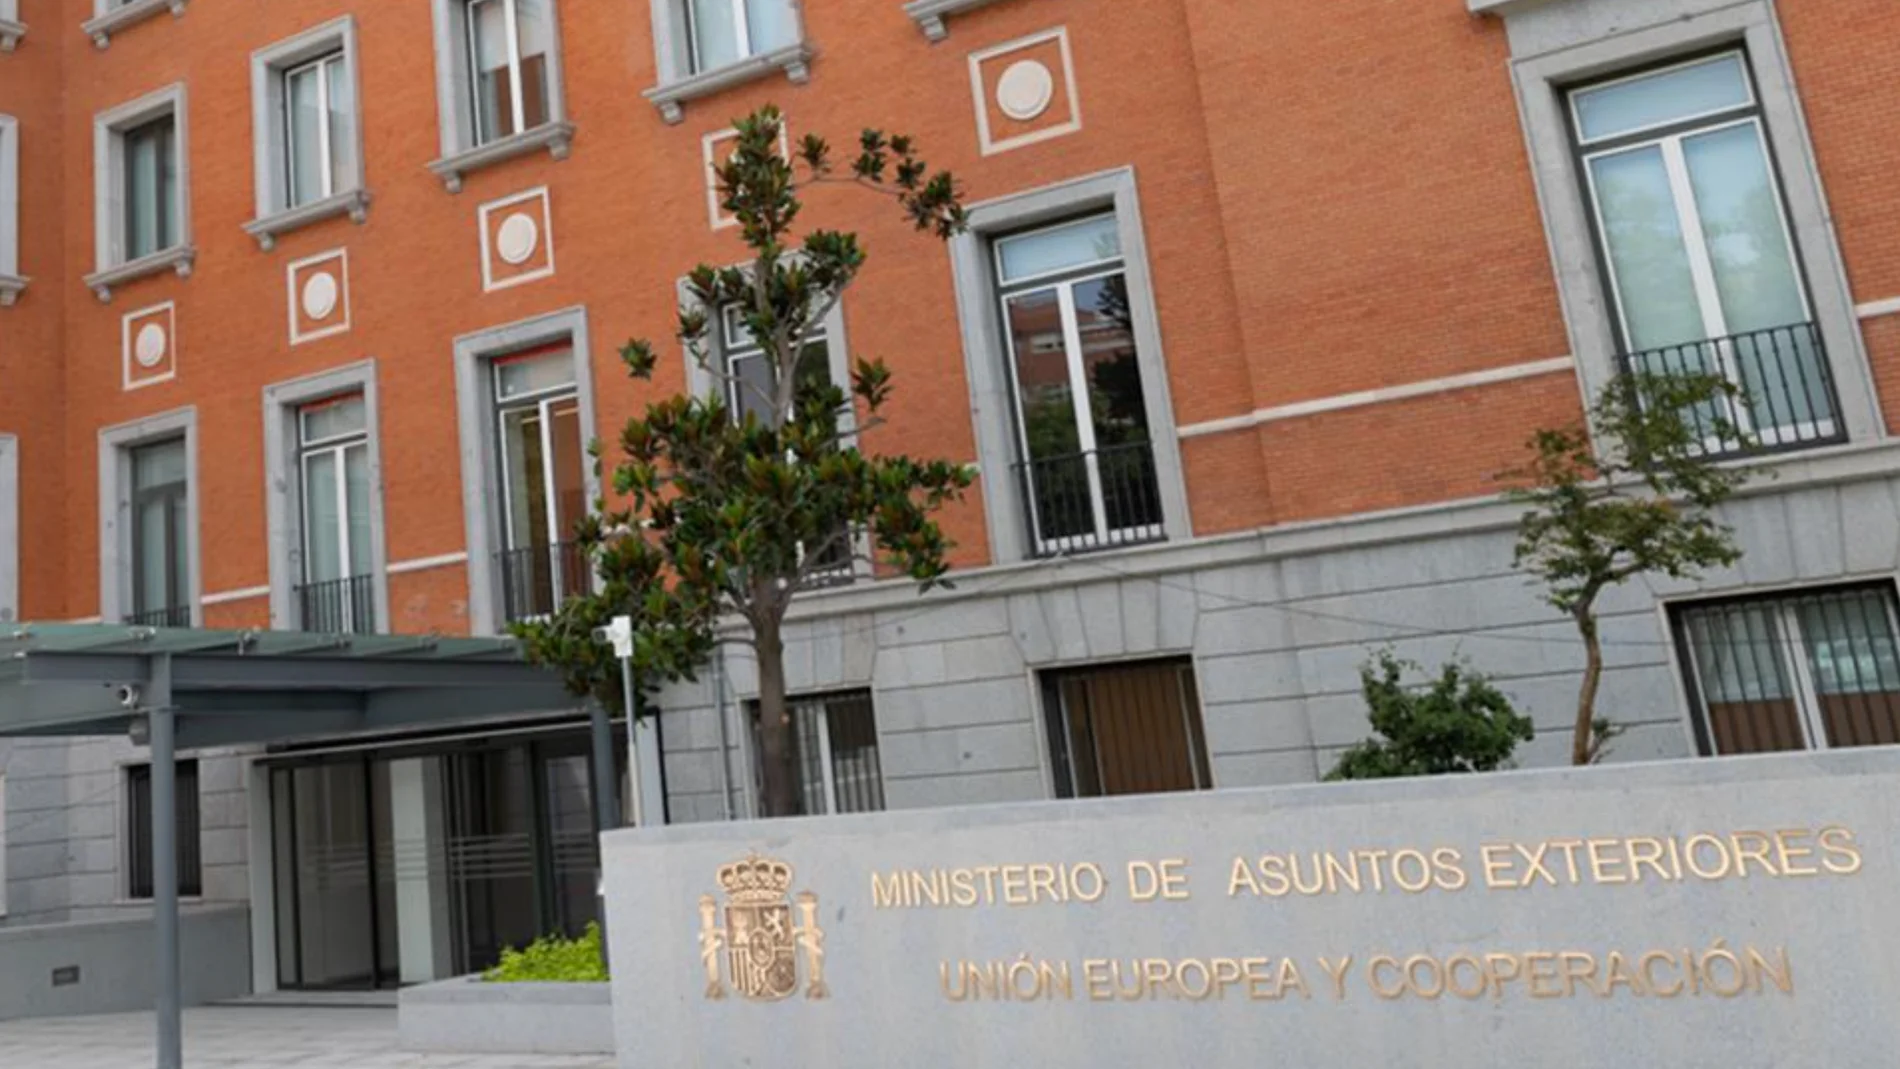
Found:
<box><xmin>1325</xmin><ymin>651</ymin><xmax>1533</xmax><ymax>781</ymax></box>
<box><xmin>483</xmin><ymin>922</ymin><xmax>608</xmax><ymax>983</ymax></box>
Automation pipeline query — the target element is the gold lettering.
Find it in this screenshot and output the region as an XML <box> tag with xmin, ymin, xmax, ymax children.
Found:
<box><xmin>1323</xmin><ymin>851</ymin><xmax>1362</xmax><ymax>894</ymax></box>
<box><xmin>1227</xmin><ymin>856</ymin><xmax>1261</xmax><ymax>897</ymax></box>
<box><xmin>1819</xmin><ymin>826</ymin><xmax>1863</xmax><ymax>875</ymax></box>
<box><xmin>1368</xmin><ymin>956</ymin><xmax>1404</xmax><ymax>1000</ymax></box>
<box><xmin>1772</xmin><ymin>829</ymin><xmax>1818</xmax><ymax>877</ymax></box>
<box><xmin>1318</xmin><ymin>955</ymin><xmax>1353</xmax><ymax>1000</ymax></box>
<box><xmin>1403</xmin><ymin>955</ymin><xmax>1444</xmax><ymax>1000</ymax></box>
<box><xmin>872</xmin><ymin>872</ymin><xmax>905</xmax><ymax>909</ymax></box>
<box><xmin>1000</xmin><ymin>865</ymin><xmax>1029</xmax><ymax>905</ymax></box>
<box><xmin>1142</xmin><ymin>958</ymin><xmax>1172</xmax><ymax>999</ymax></box>
<box><xmin>1484</xmin><ymin>952</ymin><xmax>1521</xmax><ymax>1000</ymax></box>
<box><xmin>1243</xmin><ymin>957</ymin><xmax>1276</xmax><ymax>1000</ymax></box>
<box><xmin>1602</xmin><ymin>951</ymin><xmax>1646</xmax><ymax>996</ymax></box>
<box><xmin>1071</xmin><ymin>862</ymin><xmax>1108</xmax><ymax>902</ymax></box>
<box><xmin>1288</xmin><ymin>853</ymin><xmax>1326</xmax><ymax>895</ymax></box>
<box><xmin>1625</xmin><ymin>837</ymin><xmax>1676</xmax><ymax>883</ymax></box>
<box><xmin>1357</xmin><ymin>849</ymin><xmax>1390</xmax><ymax>892</ymax></box>
<box><xmin>1027</xmin><ymin>863</ymin><xmax>1060</xmax><ymax>904</ymax></box>
<box><xmin>972</xmin><ymin>865</ymin><xmax>999</xmax><ymax>904</ymax></box>
<box><xmin>1083</xmin><ymin>959</ymin><xmax>1113</xmax><ymax>1001</ymax></box>
<box><xmin>1586</xmin><ymin>838</ymin><xmax>1629</xmax><ymax>884</ymax></box>
<box><xmin>1515</xmin><ymin>842</ymin><xmax>1557</xmax><ymax>887</ymax></box>
<box><xmin>1176</xmin><ymin>959</ymin><xmax>1213</xmax><ymax>1001</ymax></box>
<box><xmin>1431</xmin><ymin>847</ymin><xmax>1468</xmax><ymax>891</ymax></box>
<box><xmin>1392</xmin><ymin>849</ymin><xmax>1432</xmax><ymax>893</ymax></box>
<box><xmin>1730</xmin><ymin>830</ymin><xmax>1778</xmax><ymax>878</ymax></box>
<box><xmin>1128</xmin><ymin>861</ymin><xmax>1161</xmax><ymax>903</ymax></box>
<box><xmin>1640</xmin><ymin>950</ymin><xmax>1683</xmax><ymax>997</ymax></box>
<box><xmin>1560</xmin><ymin>951</ymin><xmax>1603</xmax><ymax>998</ymax></box>
<box><xmin>1480</xmin><ymin>843</ymin><xmax>1516</xmax><ymax>889</ymax></box>
<box><xmin>1257</xmin><ymin>855</ymin><xmax>1292</xmax><ymax>897</ymax></box>
<box><xmin>1548</xmin><ymin>839</ymin><xmax>1584</xmax><ymax>883</ymax></box>
<box><xmin>1746</xmin><ymin>946</ymin><xmax>1794</xmax><ymax>995</ymax></box>
<box><xmin>940</xmin><ymin>961</ymin><xmax>967</xmax><ymax>1001</ymax></box>
<box><xmin>1525</xmin><ymin>952</ymin><xmax>1562</xmax><ymax>998</ymax></box>
<box><xmin>1445</xmin><ymin>954</ymin><xmax>1487</xmax><ymax>1000</ymax></box>
<box><xmin>1684</xmin><ymin>834</ymin><xmax>1733</xmax><ymax>880</ymax></box>
<box><xmin>1211</xmin><ymin>958</ymin><xmax>1244</xmax><ymax>999</ymax></box>
<box><xmin>1159</xmin><ymin>859</ymin><xmax>1191</xmax><ymax>901</ymax></box>
<box><xmin>949</xmin><ymin>868</ymin><xmax>978</xmax><ymax>907</ymax></box>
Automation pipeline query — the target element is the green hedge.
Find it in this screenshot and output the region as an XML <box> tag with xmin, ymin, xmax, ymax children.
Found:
<box><xmin>483</xmin><ymin>922</ymin><xmax>609</xmax><ymax>983</ymax></box>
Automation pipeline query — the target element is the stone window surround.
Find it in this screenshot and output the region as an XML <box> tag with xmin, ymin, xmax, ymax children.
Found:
<box><xmin>98</xmin><ymin>406</ymin><xmax>201</xmax><ymax>626</ymax></box>
<box><xmin>1487</xmin><ymin>0</ymin><xmax>1881</xmax><ymax>445</ymax></box>
<box><xmin>82</xmin><ymin>0</ymin><xmax>184</xmax><ymax>50</ymax></box>
<box><xmin>642</xmin><ymin>0</ymin><xmax>815</xmax><ymax>125</ymax></box>
<box><xmin>904</xmin><ymin>0</ymin><xmax>1009</xmax><ymax>42</ymax></box>
<box><xmin>86</xmin><ymin>83</ymin><xmax>196</xmax><ymax>303</ymax></box>
<box><xmin>0</xmin><ymin>433</ymin><xmax>16</xmax><ymax>626</ymax></box>
<box><xmin>947</xmin><ymin>166</ymin><xmax>1193</xmax><ymax>565</ymax></box>
<box><xmin>677</xmin><ymin>269</ymin><xmax>874</xmax><ymax>581</ymax></box>
<box><xmin>0</xmin><ymin>0</ymin><xmax>24</xmax><ymax>53</ymax></box>
<box><xmin>426</xmin><ymin>0</ymin><xmax>575</xmax><ymax>193</ymax></box>
<box><xmin>0</xmin><ymin>113</ymin><xmax>22</xmax><ymax>306</ymax></box>
<box><xmin>262</xmin><ymin>360</ymin><xmax>392</xmax><ymax>633</ymax></box>
<box><xmin>244</xmin><ymin>16</ymin><xmax>370</xmax><ymax>251</ymax></box>
<box><xmin>451</xmin><ymin>306</ymin><xmax>602</xmax><ymax>635</ymax></box>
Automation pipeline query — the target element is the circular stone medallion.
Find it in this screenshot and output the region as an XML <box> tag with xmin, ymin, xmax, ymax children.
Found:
<box><xmin>496</xmin><ymin>212</ymin><xmax>541</xmax><ymax>265</ymax></box>
<box><xmin>996</xmin><ymin>60</ymin><xmax>1056</xmax><ymax>122</ymax></box>
<box><xmin>301</xmin><ymin>271</ymin><xmax>340</xmax><ymax>321</ymax></box>
<box><xmin>133</xmin><ymin>323</ymin><xmax>168</xmax><ymax>368</ymax></box>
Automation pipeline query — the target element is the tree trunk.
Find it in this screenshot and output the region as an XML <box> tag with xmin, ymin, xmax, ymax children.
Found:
<box><xmin>753</xmin><ymin>618</ymin><xmax>800</xmax><ymax>817</ymax></box>
<box><xmin>1572</xmin><ymin>607</ymin><xmax>1603</xmax><ymax>767</ymax></box>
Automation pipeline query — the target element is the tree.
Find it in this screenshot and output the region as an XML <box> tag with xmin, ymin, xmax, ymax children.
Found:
<box><xmin>1326</xmin><ymin>651</ymin><xmax>1533</xmax><ymax>780</ymax></box>
<box><xmin>1505</xmin><ymin>371</ymin><xmax>1757</xmax><ymax>766</ymax></box>
<box><xmin>518</xmin><ymin>107</ymin><xmax>972</xmax><ymax>818</ymax></box>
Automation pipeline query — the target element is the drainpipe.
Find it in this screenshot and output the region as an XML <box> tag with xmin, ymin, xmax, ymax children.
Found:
<box><xmin>712</xmin><ymin>643</ymin><xmax>734</xmax><ymax>821</ymax></box>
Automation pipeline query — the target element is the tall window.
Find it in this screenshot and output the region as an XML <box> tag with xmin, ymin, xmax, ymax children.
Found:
<box><xmin>284</xmin><ymin>51</ymin><xmax>353</xmax><ymax>209</ymax></box>
<box><xmin>1675</xmin><ymin>585</ymin><xmax>1900</xmax><ymax>756</ymax></box>
<box><xmin>123</xmin><ymin>114</ymin><xmax>178</xmax><ymax>262</ymax></box>
<box><xmin>996</xmin><ymin>214</ymin><xmax>1162</xmax><ymax>556</ymax></box>
<box><xmin>751</xmin><ymin>691</ymin><xmax>886</xmax><ymax>816</ymax></box>
<box><xmin>297</xmin><ymin>395</ymin><xmax>374</xmax><ymax>633</ymax></box>
<box><xmin>128</xmin><ymin>760</ymin><xmax>202</xmax><ymax>899</ymax></box>
<box><xmin>685</xmin><ymin>0</ymin><xmax>796</xmax><ymax>74</ymax></box>
<box><xmin>493</xmin><ymin>346</ymin><xmax>587</xmax><ymax>621</ymax></box>
<box><xmin>719</xmin><ymin>304</ymin><xmax>853</xmax><ymax>581</ymax></box>
<box><xmin>1571</xmin><ymin>51</ymin><xmax>1838</xmax><ymax>452</ymax></box>
<box><xmin>130</xmin><ymin>438</ymin><xmax>189</xmax><ymax>627</ymax></box>
<box><xmin>1042</xmin><ymin>659</ymin><xmax>1209</xmax><ymax>799</ymax></box>
<box><xmin>467</xmin><ymin>0</ymin><xmax>553</xmax><ymax>145</ymax></box>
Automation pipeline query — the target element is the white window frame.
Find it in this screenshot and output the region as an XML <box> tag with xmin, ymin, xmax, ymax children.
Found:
<box><xmin>86</xmin><ymin>84</ymin><xmax>193</xmax><ymax>302</ymax></box>
<box><xmin>1675</xmin><ymin>583</ymin><xmax>1900</xmax><ymax>755</ymax></box>
<box><xmin>98</xmin><ymin>407</ymin><xmax>200</xmax><ymax>626</ymax></box>
<box><xmin>263</xmin><ymin>362</ymin><xmax>390</xmax><ymax>633</ymax></box>
<box><xmin>0</xmin><ymin>0</ymin><xmax>25</xmax><ymax>52</ymax></box>
<box><xmin>903</xmin><ymin>0</ymin><xmax>1009</xmax><ymax>42</ymax></box>
<box><xmin>296</xmin><ymin>397</ymin><xmax>374</xmax><ymax>632</ymax></box>
<box><xmin>947</xmin><ymin>168</ymin><xmax>1191</xmax><ymax>564</ymax></box>
<box><xmin>641</xmin><ymin>0</ymin><xmax>813</xmax><ymax>125</ymax></box>
<box><xmin>81</xmin><ymin>0</ymin><xmax>184</xmax><ymax>50</ymax></box>
<box><xmin>751</xmin><ymin>690</ymin><xmax>887</xmax><ymax>816</ymax></box>
<box><xmin>246</xmin><ymin>17</ymin><xmax>368</xmax><ymax>250</ymax></box>
<box><xmin>0</xmin><ymin>113</ymin><xmax>22</xmax><ymax>305</ymax></box>
<box><xmin>427</xmin><ymin>0</ymin><xmax>573</xmax><ymax>193</ymax></box>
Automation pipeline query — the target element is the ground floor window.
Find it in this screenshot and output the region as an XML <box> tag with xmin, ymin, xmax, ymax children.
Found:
<box><xmin>127</xmin><ymin>759</ymin><xmax>202</xmax><ymax>899</ymax></box>
<box><xmin>1041</xmin><ymin>658</ymin><xmax>1210</xmax><ymax>798</ymax></box>
<box><xmin>750</xmin><ymin>690</ymin><xmax>886</xmax><ymax>816</ymax></box>
<box><xmin>1674</xmin><ymin>583</ymin><xmax>1900</xmax><ymax>755</ymax></box>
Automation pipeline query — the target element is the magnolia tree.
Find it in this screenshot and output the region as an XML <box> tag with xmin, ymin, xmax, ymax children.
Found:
<box><xmin>1507</xmin><ymin>371</ymin><xmax>1756</xmax><ymax>766</ymax></box>
<box><xmin>517</xmin><ymin>107</ymin><xmax>972</xmax><ymax>818</ymax></box>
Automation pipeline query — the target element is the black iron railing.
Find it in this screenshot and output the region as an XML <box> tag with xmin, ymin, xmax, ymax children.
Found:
<box><xmin>1015</xmin><ymin>440</ymin><xmax>1165</xmax><ymax>558</ymax></box>
<box><xmin>1617</xmin><ymin>321</ymin><xmax>1843</xmax><ymax>459</ymax></box>
<box><xmin>296</xmin><ymin>574</ymin><xmax>377</xmax><ymax>634</ymax></box>
<box><xmin>125</xmin><ymin>605</ymin><xmax>192</xmax><ymax>628</ymax></box>
<box><xmin>498</xmin><ymin>541</ymin><xmax>591</xmax><ymax>622</ymax></box>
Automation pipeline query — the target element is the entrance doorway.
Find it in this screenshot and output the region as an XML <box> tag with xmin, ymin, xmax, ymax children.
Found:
<box><xmin>269</xmin><ymin>727</ymin><xmax>617</xmax><ymax>990</ymax></box>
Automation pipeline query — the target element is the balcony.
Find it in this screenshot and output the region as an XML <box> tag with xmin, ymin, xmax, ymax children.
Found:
<box><xmin>497</xmin><ymin>541</ymin><xmax>591</xmax><ymax>624</ymax></box>
<box><xmin>1618</xmin><ymin>321</ymin><xmax>1844</xmax><ymax>460</ymax></box>
<box><xmin>125</xmin><ymin>605</ymin><xmax>191</xmax><ymax>628</ymax></box>
<box><xmin>295</xmin><ymin>574</ymin><xmax>376</xmax><ymax>634</ymax></box>
<box><xmin>1016</xmin><ymin>441</ymin><xmax>1165</xmax><ymax>559</ymax></box>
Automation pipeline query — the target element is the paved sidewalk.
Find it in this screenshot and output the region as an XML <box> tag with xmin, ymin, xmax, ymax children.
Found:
<box><xmin>0</xmin><ymin>1005</ymin><xmax>616</xmax><ymax>1068</ymax></box>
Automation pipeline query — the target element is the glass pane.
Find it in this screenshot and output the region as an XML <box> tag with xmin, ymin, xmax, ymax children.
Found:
<box><xmin>997</xmin><ymin>215</ymin><xmax>1122</xmax><ymax>284</ymax></box>
<box><xmin>500</xmin><ymin>406</ymin><xmax>550</xmax><ymax>550</ymax></box>
<box><xmin>170</xmin><ymin>491</ymin><xmax>190</xmax><ymax>611</ymax></box>
<box><xmin>124</xmin><ymin>122</ymin><xmax>162</xmax><ymax>260</ymax></box>
<box><xmin>132</xmin><ymin>438</ymin><xmax>186</xmax><ymax>488</ymax></box>
<box><xmin>1685</xmin><ymin>603</ymin><xmax>1807</xmax><ymax>755</ymax></box>
<box><xmin>1588</xmin><ymin>146</ymin><xmax>1708</xmax><ymax>352</ymax></box>
<box><xmin>744</xmin><ymin>0</ymin><xmax>795</xmax><ymax>54</ymax></box>
<box><xmin>494</xmin><ymin>348</ymin><xmax>574</xmax><ymax>401</ymax></box>
<box><xmin>470</xmin><ymin>0</ymin><xmax>514</xmax><ymax>142</ymax></box>
<box><xmin>325</xmin><ymin>55</ymin><xmax>356</xmax><ymax>195</ymax></box>
<box><xmin>1573</xmin><ymin>54</ymin><xmax>1751</xmax><ymax>143</ymax></box>
<box><xmin>727</xmin><ymin>352</ymin><xmax>776</xmax><ymax>424</ymax></box>
<box><xmin>547</xmin><ymin>400</ymin><xmax>586</xmax><ymax>547</ymax></box>
<box><xmin>515</xmin><ymin>0</ymin><xmax>552</xmax><ymax>130</ymax></box>
<box><xmin>135</xmin><ymin>494</ymin><xmax>170</xmax><ymax>613</ymax></box>
<box><xmin>541</xmin><ymin>753</ymin><xmax>600</xmax><ymax>939</ymax></box>
<box><xmin>794</xmin><ymin>701</ymin><xmax>828</xmax><ymax>816</ymax></box>
<box><xmin>689</xmin><ymin>0</ymin><xmax>742</xmax><ymax>72</ymax></box>
<box><xmin>292</xmin><ymin>762</ymin><xmax>377</xmax><ymax>988</ymax></box>
<box><xmin>1683</xmin><ymin>123</ymin><xmax>1804</xmax><ymax>335</ymax></box>
<box><xmin>1798</xmin><ymin>591</ymin><xmax>1900</xmax><ymax>749</ymax></box>
<box><xmin>344</xmin><ymin>443</ymin><xmax>373</xmax><ymax>579</ymax></box>
<box><xmin>287</xmin><ymin>64</ymin><xmax>325</xmax><ymax>206</ymax></box>
<box><xmin>304</xmin><ymin>450</ymin><xmax>344</xmax><ymax>583</ymax></box>
<box><xmin>1006</xmin><ymin>289</ymin><xmax>1090</xmax><ymax>543</ymax></box>
<box><xmin>824</xmin><ymin>694</ymin><xmax>885</xmax><ymax>815</ymax></box>
<box><xmin>300</xmin><ymin>394</ymin><xmax>367</xmax><ymax>444</ymax></box>
<box><xmin>1073</xmin><ymin>274</ymin><xmax>1161</xmax><ymax>534</ymax></box>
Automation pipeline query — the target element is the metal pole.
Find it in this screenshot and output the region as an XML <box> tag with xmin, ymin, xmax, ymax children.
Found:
<box><xmin>586</xmin><ymin>698</ymin><xmax>618</xmax><ymax>975</ymax></box>
<box><xmin>149</xmin><ymin>655</ymin><xmax>181</xmax><ymax>1069</ymax></box>
<box><xmin>620</xmin><ymin>655</ymin><xmax>642</xmax><ymax>826</ymax></box>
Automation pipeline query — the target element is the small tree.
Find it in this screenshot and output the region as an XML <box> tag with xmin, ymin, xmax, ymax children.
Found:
<box><xmin>519</xmin><ymin>107</ymin><xmax>972</xmax><ymax>818</ymax></box>
<box><xmin>1326</xmin><ymin>652</ymin><xmax>1532</xmax><ymax>780</ymax></box>
<box><xmin>1506</xmin><ymin>372</ymin><xmax>1756</xmax><ymax>766</ymax></box>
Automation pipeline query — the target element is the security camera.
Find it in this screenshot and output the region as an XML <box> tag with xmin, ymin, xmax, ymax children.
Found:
<box><xmin>117</xmin><ymin>684</ymin><xmax>142</xmax><ymax>709</ymax></box>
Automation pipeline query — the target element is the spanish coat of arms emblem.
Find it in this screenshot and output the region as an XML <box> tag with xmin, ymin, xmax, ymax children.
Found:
<box><xmin>698</xmin><ymin>854</ymin><xmax>828</xmax><ymax>1001</ymax></box>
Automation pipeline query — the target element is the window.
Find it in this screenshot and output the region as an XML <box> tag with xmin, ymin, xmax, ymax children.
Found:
<box><xmin>129</xmin><ymin>438</ymin><xmax>189</xmax><ymax>627</ymax></box>
<box><xmin>0</xmin><ymin>113</ymin><xmax>21</xmax><ymax>306</ymax></box>
<box><xmin>1570</xmin><ymin>51</ymin><xmax>1839</xmax><ymax>454</ymax></box>
<box><xmin>284</xmin><ymin>53</ymin><xmax>350</xmax><ymax>208</ymax></box>
<box><xmin>246</xmin><ymin>20</ymin><xmax>367</xmax><ymax>247</ymax></box>
<box><xmin>684</xmin><ymin>0</ymin><xmax>796</xmax><ymax>74</ymax></box>
<box><xmin>89</xmin><ymin>85</ymin><xmax>191</xmax><ymax>298</ymax></box>
<box><xmin>493</xmin><ymin>345</ymin><xmax>589</xmax><ymax>622</ymax></box>
<box><xmin>1675</xmin><ymin>585</ymin><xmax>1900</xmax><ymax>756</ymax></box>
<box><xmin>1042</xmin><ymin>659</ymin><xmax>1210</xmax><ymax>799</ymax></box>
<box><xmin>82</xmin><ymin>0</ymin><xmax>185</xmax><ymax>50</ymax></box>
<box><xmin>297</xmin><ymin>395</ymin><xmax>374</xmax><ymax>633</ymax></box>
<box><xmin>996</xmin><ymin>214</ymin><xmax>1163</xmax><ymax>556</ymax></box>
<box><xmin>127</xmin><ymin>760</ymin><xmax>202</xmax><ymax>899</ymax></box>
<box><xmin>642</xmin><ymin>0</ymin><xmax>810</xmax><ymax>124</ymax></box>
<box><xmin>427</xmin><ymin>0</ymin><xmax>569</xmax><ymax>191</ymax></box>
<box><xmin>751</xmin><ymin>691</ymin><xmax>886</xmax><ymax>816</ymax></box>
<box><xmin>0</xmin><ymin>0</ymin><xmax>24</xmax><ymax>52</ymax></box>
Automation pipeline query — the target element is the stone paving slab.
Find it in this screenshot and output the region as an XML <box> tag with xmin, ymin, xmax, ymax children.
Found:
<box><xmin>0</xmin><ymin>1006</ymin><xmax>616</xmax><ymax>1069</ymax></box>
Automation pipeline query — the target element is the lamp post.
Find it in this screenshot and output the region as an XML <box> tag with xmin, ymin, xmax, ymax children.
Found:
<box><xmin>600</xmin><ymin>615</ymin><xmax>665</xmax><ymax>827</ymax></box>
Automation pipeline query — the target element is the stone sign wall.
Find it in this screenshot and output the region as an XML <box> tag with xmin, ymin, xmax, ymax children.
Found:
<box><xmin>602</xmin><ymin>749</ymin><xmax>1900</xmax><ymax>1067</ymax></box>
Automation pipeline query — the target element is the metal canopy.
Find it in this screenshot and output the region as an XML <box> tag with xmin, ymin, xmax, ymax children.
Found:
<box><xmin>0</xmin><ymin>622</ymin><xmax>588</xmax><ymax>1069</ymax></box>
<box><xmin>0</xmin><ymin>622</ymin><xmax>579</xmax><ymax>748</ymax></box>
